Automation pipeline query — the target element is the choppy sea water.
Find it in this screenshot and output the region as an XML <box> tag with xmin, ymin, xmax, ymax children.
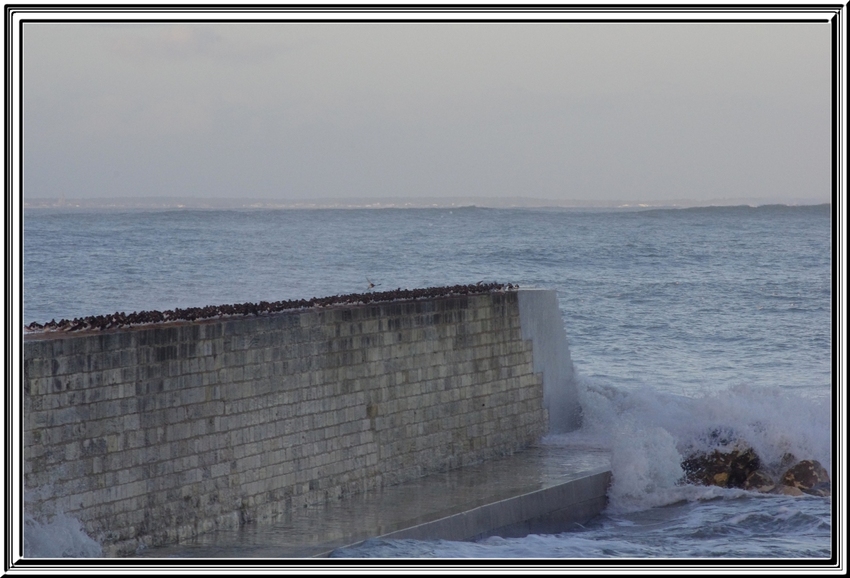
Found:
<box><xmin>22</xmin><ymin>204</ymin><xmax>833</xmax><ymax>560</ymax></box>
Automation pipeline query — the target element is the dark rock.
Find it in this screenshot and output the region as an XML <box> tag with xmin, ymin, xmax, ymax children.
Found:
<box><xmin>742</xmin><ymin>470</ymin><xmax>775</xmax><ymax>493</ymax></box>
<box><xmin>772</xmin><ymin>485</ymin><xmax>805</xmax><ymax>496</ymax></box>
<box><xmin>682</xmin><ymin>445</ymin><xmax>761</xmax><ymax>489</ymax></box>
<box><xmin>781</xmin><ymin>460</ymin><xmax>830</xmax><ymax>496</ymax></box>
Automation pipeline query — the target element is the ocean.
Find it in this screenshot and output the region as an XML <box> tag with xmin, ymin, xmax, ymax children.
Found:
<box><xmin>21</xmin><ymin>204</ymin><xmax>834</xmax><ymax>561</ymax></box>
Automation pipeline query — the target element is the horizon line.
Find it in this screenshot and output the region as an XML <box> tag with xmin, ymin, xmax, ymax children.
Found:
<box><xmin>22</xmin><ymin>195</ymin><xmax>830</xmax><ymax>211</ymax></box>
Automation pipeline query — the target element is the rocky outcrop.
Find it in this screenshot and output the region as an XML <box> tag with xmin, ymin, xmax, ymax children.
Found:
<box><xmin>681</xmin><ymin>446</ymin><xmax>761</xmax><ymax>489</ymax></box>
<box><xmin>780</xmin><ymin>460</ymin><xmax>831</xmax><ymax>497</ymax></box>
<box><xmin>682</xmin><ymin>446</ymin><xmax>830</xmax><ymax>497</ymax></box>
<box><xmin>742</xmin><ymin>470</ymin><xmax>776</xmax><ymax>493</ymax></box>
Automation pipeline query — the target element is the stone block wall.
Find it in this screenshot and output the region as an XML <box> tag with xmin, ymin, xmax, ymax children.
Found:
<box><xmin>23</xmin><ymin>290</ymin><xmax>547</xmax><ymax>556</ymax></box>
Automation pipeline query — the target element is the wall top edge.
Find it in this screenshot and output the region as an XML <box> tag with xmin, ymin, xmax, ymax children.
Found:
<box><xmin>23</xmin><ymin>283</ymin><xmax>524</xmax><ymax>342</ymax></box>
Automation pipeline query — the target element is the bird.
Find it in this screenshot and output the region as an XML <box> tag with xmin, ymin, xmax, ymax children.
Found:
<box><xmin>367</xmin><ymin>278</ymin><xmax>381</xmax><ymax>290</ymax></box>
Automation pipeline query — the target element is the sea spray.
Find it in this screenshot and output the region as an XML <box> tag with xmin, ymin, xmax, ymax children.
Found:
<box><xmin>606</xmin><ymin>421</ymin><xmax>684</xmax><ymax>513</ymax></box>
<box><xmin>675</xmin><ymin>383</ymin><xmax>831</xmax><ymax>477</ymax></box>
<box><xmin>547</xmin><ymin>373</ymin><xmax>832</xmax><ymax>513</ymax></box>
<box><xmin>24</xmin><ymin>514</ymin><xmax>102</xmax><ymax>558</ymax></box>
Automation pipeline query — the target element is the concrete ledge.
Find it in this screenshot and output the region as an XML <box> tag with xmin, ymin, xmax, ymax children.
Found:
<box><xmin>375</xmin><ymin>468</ymin><xmax>611</xmax><ymax>544</ymax></box>
<box><xmin>136</xmin><ymin>445</ymin><xmax>612</xmax><ymax>558</ymax></box>
<box><xmin>468</xmin><ymin>470</ymin><xmax>611</xmax><ymax>540</ymax></box>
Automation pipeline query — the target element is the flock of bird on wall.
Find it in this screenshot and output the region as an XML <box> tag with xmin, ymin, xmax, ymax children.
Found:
<box><xmin>24</xmin><ymin>282</ymin><xmax>518</xmax><ymax>334</ymax></box>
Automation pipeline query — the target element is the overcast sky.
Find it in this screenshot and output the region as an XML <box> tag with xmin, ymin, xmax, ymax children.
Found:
<box><xmin>23</xmin><ymin>20</ymin><xmax>832</xmax><ymax>205</ymax></box>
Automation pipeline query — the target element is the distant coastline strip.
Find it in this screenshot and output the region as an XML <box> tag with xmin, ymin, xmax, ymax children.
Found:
<box><xmin>24</xmin><ymin>282</ymin><xmax>517</xmax><ymax>334</ymax></box>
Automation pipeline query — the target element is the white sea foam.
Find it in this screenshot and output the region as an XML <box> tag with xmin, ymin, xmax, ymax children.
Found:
<box><xmin>24</xmin><ymin>514</ymin><xmax>102</xmax><ymax>558</ymax></box>
<box><xmin>545</xmin><ymin>373</ymin><xmax>832</xmax><ymax>514</ymax></box>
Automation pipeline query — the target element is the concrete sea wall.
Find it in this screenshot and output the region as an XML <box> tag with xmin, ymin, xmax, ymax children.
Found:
<box><xmin>23</xmin><ymin>288</ymin><xmax>579</xmax><ymax>556</ymax></box>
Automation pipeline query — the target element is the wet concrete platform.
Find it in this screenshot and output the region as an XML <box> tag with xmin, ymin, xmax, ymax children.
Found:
<box><xmin>137</xmin><ymin>445</ymin><xmax>611</xmax><ymax>558</ymax></box>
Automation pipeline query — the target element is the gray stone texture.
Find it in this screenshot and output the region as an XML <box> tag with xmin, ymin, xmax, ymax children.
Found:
<box><xmin>24</xmin><ymin>291</ymin><xmax>548</xmax><ymax>556</ymax></box>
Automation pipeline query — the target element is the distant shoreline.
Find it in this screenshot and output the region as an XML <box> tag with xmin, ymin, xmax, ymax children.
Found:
<box><xmin>22</xmin><ymin>196</ymin><xmax>829</xmax><ymax>211</ymax></box>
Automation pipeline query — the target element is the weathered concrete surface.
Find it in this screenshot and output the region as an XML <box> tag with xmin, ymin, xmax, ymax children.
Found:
<box><xmin>135</xmin><ymin>445</ymin><xmax>611</xmax><ymax>558</ymax></box>
<box><xmin>517</xmin><ymin>289</ymin><xmax>581</xmax><ymax>433</ymax></box>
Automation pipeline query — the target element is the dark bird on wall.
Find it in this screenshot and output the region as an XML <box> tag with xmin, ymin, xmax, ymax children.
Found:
<box><xmin>24</xmin><ymin>282</ymin><xmax>514</xmax><ymax>333</ymax></box>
